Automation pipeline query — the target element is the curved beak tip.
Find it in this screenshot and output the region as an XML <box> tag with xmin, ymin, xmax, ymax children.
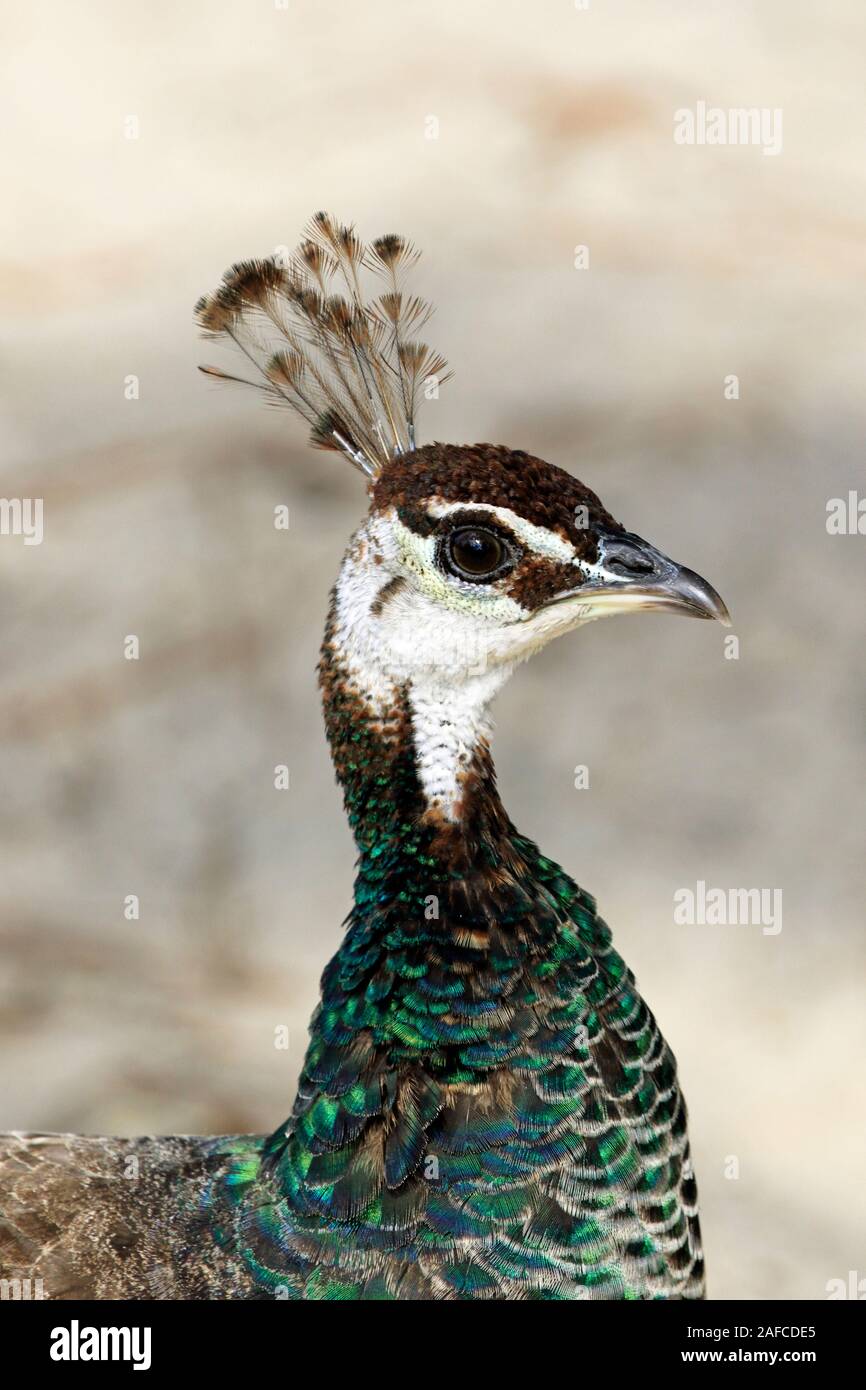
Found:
<box><xmin>716</xmin><ymin>603</ymin><xmax>732</xmax><ymax>628</ymax></box>
<box><xmin>677</xmin><ymin>568</ymin><xmax>731</xmax><ymax>627</ymax></box>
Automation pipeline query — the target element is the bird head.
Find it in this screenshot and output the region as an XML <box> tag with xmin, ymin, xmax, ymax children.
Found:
<box><xmin>196</xmin><ymin>215</ymin><xmax>729</xmax><ymax>822</ymax></box>
<box><xmin>336</xmin><ymin>441</ymin><xmax>728</xmax><ymax>695</ymax></box>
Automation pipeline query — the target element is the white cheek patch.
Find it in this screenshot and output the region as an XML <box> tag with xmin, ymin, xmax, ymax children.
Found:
<box><xmin>331</xmin><ymin>520</ymin><xmax>401</xmax><ymax>710</ymax></box>
<box><xmin>331</xmin><ymin>512</ymin><xmax>519</xmax><ymax>822</ymax></box>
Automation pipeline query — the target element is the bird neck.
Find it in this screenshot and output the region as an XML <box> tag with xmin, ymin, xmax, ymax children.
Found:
<box><xmin>313</xmin><ymin>589</ymin><xmax>595</xmax><ymax>1067</ymax></box>
<box><xmin>318</xmin><ymin>592</ymin><xmax>513</xmax><ymax>874</ymax></box>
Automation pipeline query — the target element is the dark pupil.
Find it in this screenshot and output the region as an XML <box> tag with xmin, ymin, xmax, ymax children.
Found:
<box><xmin>450</xmin><ymin>528</ymin><xmax>504</xmax><ymax>576</ymax></box>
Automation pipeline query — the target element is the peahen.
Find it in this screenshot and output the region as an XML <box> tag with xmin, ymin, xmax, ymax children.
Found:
<box><xmin>0</xmin><ymin>214</ymin><xmax>729</xmax><ymax>1301</ymax></box>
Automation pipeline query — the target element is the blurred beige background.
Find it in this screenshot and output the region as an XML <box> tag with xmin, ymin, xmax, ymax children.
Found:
<box><xmin>2</xmin><ymin>0</ymin><xmax>865</xmax><ymax>1300</ymax></box>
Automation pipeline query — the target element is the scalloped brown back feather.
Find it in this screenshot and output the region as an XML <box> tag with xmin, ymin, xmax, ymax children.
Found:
<box><xmin>0</xmin><ymin>1132</ymin><xmax>258</xmax><ymax>1299</ymax></box>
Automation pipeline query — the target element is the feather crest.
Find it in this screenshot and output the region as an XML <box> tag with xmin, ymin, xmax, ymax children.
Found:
<box><xmin>195</xmin><ymin>213</ymin><xmax>451</xmax><ymax>476</ymax></box>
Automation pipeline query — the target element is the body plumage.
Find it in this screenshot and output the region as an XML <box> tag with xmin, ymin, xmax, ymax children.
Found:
<box><xmin>0</xmin><ymin>215</ymin><xmax>727</xmax><ymax>1300</ymax></box>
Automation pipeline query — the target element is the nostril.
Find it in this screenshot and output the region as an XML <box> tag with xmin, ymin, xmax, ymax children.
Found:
<box><xmin>607</xmin><ymin>547</ymin><xmax>655</xmax><ymax>577</ymax></box>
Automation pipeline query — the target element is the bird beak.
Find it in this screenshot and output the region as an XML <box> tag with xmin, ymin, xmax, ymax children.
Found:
<box><xmin>546</xmin><ymin>532</ymin><xmax>731</xmax><ymax>626</ymax></box>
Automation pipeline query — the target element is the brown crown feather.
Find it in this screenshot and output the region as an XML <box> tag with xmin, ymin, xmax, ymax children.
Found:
<box><xmin>194</xmin><ymin>212</ymin><xmax>452</xmax><ymax>478</ymax></box>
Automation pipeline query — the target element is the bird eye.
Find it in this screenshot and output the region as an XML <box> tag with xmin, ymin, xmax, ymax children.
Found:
<box><xmin>443</xmin><ymin>525</ymin><xmax>513</xmax><ymax>582</ymax></box>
